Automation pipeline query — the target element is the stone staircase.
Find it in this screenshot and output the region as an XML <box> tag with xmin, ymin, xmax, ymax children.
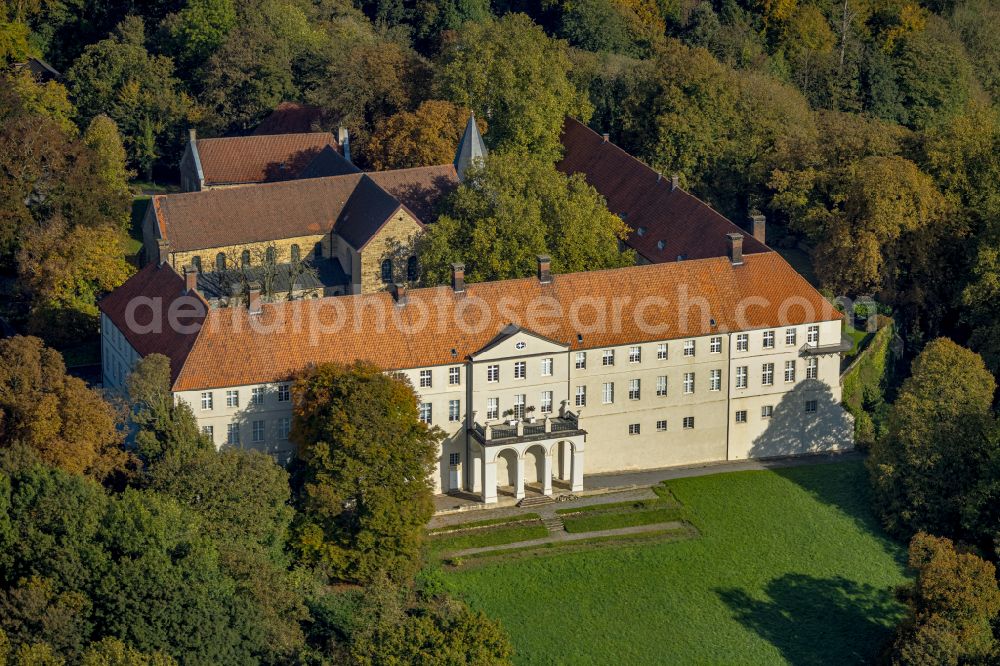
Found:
<box><xmin>517</xmin><ymin>495</ymin><xmax>555</xmax><ymax>508</ymax></box>
<box><xmin>541</xmin><ymin>516</ymin><xmax>565</xmax><ymax>533</ymax></box>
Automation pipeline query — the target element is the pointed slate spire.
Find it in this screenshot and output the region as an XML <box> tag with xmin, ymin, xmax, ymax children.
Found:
<box><xmin>454</xmin><ymin>112</ymin><xmax>487</xmax><ymax>181</ymax></box>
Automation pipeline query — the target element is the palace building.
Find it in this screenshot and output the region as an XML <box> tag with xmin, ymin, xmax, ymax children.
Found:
<box><xmin>102</xmin><ymin>115</ymin><xmax>854</xmax><ymax>503</ymax></box>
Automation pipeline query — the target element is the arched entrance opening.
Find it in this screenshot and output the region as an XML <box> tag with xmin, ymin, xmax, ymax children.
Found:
<box><xmin>495</xmin><ymin>448</ymin><xmax>518</xmax><ymax>498</ymax></box>
<box><xmin>523</xmin><ymin>444</ymin><xmax>548</xmax><ymax>496</ymax></box>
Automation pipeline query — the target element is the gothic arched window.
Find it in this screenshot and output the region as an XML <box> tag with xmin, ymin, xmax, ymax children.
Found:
<box><xmin>290</xmin><ymin>244</ymin><xmax>301</xmax><ymax>262</ymax></box>
<box><xmin>216</xmin><ymin>253</ymin><xmax>226</xmax><ymax>271</ymax></box>
<box><xmin>192</xmin><ymin>255</ymin><xmax>202</xmax><ymax>273</ymax></box>
<box><xmin>406</xmin><ymin>255</ymin><xmax>418</xmax><ymax>282</ymax></box>
<box><xmin>381</xmin><ymin>259</ymin><xmax>393</xmax><ymax>283</ymax></box>
<box><xmin>241</xmin><ymin>249</ymin><xmax>250</xmax><ymax>267</ymax></box>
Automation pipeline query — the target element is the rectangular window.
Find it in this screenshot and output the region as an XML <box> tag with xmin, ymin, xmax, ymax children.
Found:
<box><xmin>602</xmin><ymin>349</ymin><xmax>615</xmax><ymax>366</ymax></box>
<box><xmin>683</xmin><ymin>372</ymin><xmax>695</xmax><ymax>394</ymax></box>
<box><xmin>628</xmin><ymin>379</ymin><xmax>641</xmax><ymax>400</ymax></box>
<box><xmin>657</xmin><ymin>343</ymin><xmax>668</xmax><ymax>360</ymax></box>
<box><xmin>278</xmin><ymin>384</ymin><xmax>290</xmax><ymax>402</ymax></box>
<box><xmin>710</xmin><ymin>336</ymin><xmax>722</xmax><ymax>354</ymax></box>
<box><xmin>807</xmin><ymin>325</ymin><xmax>819</xmax><ymax>344</ymax></box>
<box><xmin>736</xmin><ymin>366</ymin><xmax>748</xmax><ymax>389</ymax></box>
<box><xmin>251</xmin><ymin>386</ymin><xmax>265</xmax><ymax>405</ymax></box>
<box><xmin>784</xmin><ymin>360</ymin><xmax>796</xmax><ymax>383</ymax></box>
<box><xmin>540</xmin><ymin>358</ymin><xmax>553</xmax><ymax>376</ymax></box>
<box><xmin>805</xmin><ymin>400</ymin><xmax>817</xmax><ymax>413</ymax></box>
<box><xmin>575</xmin><ymin>385</ymin><xmax>586</xmax><ymax>406</ymax></box>
<box><xmin>449</xmin><ymin>366</ymin><xmax>461</xmax><ymax>385</ymax></box>
<box><xmin>225</xmin><ymin>390</ymin><xmax>239</xmax><ymax>408</ymax></box>
<box><xmin>656</xmin><ymin>376</ymin><xmax>667</xmax><ymax>396</ymax></box>
<box><xmin>201</xmin><ymin>392</ymin><xmax>213</xmax><ymax>410</ymax></box>
<box><xmin>449</xmin><ymin>452</ymin><xmax>460</xmax><ymax>466</ymax></box>
<box><xmin>448</xmin><ymin>399</ymin><xmax>461</xmax><ymax>422</ymax></box>
<box><xmin>628</xmin><ymin>423</ymin><xmax>641</xmax><ymax>435</ymax></box>
<box><xmin>656</xmin><ymin>420</ymin><xmax>668</xmax><ymax>432</ymax></box>
<box><xmin>785</xmin><ymin>328</ymin><xmax>797</xmax><ymax>345</ymax></box>
<box><xmin>513</xmin><ymin>394</ymin><xmax>526</xmax><ymax>419</ymax></box>
<box><xmin>540</xmin><ymin>391</ymin><xmax>553</xmax><ymax>413</ymax></box>
<box><xmin>735</xmin><ymin>410</ymin><xmax>747</xmax><ymax>424</ymax></box>
<box><xmin>487</xmin><ymin>364</ymin><xmax>499</xmax><ymax>382</ymax></box>
<box><xmin>513</xmin><ymin>361</ymin><xmax>526</xmax><ymax>380</ymax></box>
<box><xmin>201</xmin><ymin>425</ymin><xmax>214</xmax><ymax>440</ymax></box>
<box><xmin>709</xmin><ymin>369</ymin><xmax>721</xmax><ymax>391</ymax></box>
<box><xmin>419</xmin><ymin>369</ymin><xmax>432</xmax><ymax>388</ymax></box>
<box><xmin>227</xmin><ymin>423</ymin><xmax>239</xmax><ymax>445</ymax></box>
<box><xmin>736</xmin><ymin>334</ymin><xmax>749</xmax><ymax>352</ymax></box>
<box><xmin>487</xmin><ymin>397</ymin><xmax>499</xmax><ymax>420</ymax></box>
<box><xmin>762</xmin><ymin>363</ymin><xmax>774</xmax><ymax>386</ymax></box>
<box><xmin>419</xmin><ymin>402</ymin><xmax>432</xmax><ymax>424</ymax></box>
<box><xmin>602</xmin><ymin>382</ymin><xmax>614</xmax><ymax>404</ymax></box>
<box><xmin>629</xmin><ymin>346</ymin><xmax>641</xmax><ymax>363</ymax></box>
<box><xmin>682</xmin><ymin>416</ymin><xmax>695</xmax><ymax>429</ymax></box>
<box><xmin>684</xmin><ymin>340</ymin><xmax>695</xmax><ymax>356</ymax></box>
<box><xmin>252</xmin><ymin>420</ymin><xmax>265</xmax><ymax>443</ymax></box>
<box><xmin>278</xmin><ymin>417</ymin><xmax>291</xmax><ymax>440</ymax></box>
<box><xmin>761</xmin><ymin>405</ymin><xmax>774</xmax><ymax>419</ymax></box>
<box><xmin>763</xmin><ymin>330</ymin><xmax>775</xmax><ymax>349</ymax></box>
<box><xmin>806</xmin><ymin>357</ymin><xmax>818</xmax><ymax>379</ymax></box>
<box><xmin>575</xmin><ymin>351</ymin><xmax>587</xmax><ymax>369</ymax></box>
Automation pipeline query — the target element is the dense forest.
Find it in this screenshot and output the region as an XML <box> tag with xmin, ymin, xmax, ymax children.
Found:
<box><xmin>2</xmin><ymin>0</ymin><xmax>1000</xmax><ymax>663</ymax></box>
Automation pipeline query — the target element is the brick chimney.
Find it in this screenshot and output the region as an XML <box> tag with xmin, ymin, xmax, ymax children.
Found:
<box><xmin>748</xmin><ymin>213</ymin><xmax>766</xmax><ymax>244</ymax></box>
<box><xmin>248</xmin><ymin>282</ymin><xmax>262</xmax><ymax>315</ymax></box>
<box><xmin>391</xmin><ymin>282</ymin><xmax>408</xmax><ymax>305</ymax></box>
<box><xmin>602</xmin><ymin>132</ymin><xmax>610</xmax><ymax>143</ymax></box>
<box><xmin>537</xmin><ymin>255</ymin><xmax>552</xmax><ymax>284</ymax></box>
<box><xmin>184</xmin><ymin>264</ymin><xmax>198</xmax><ymax>293</ymax></box>
<box><xmin>451</xmin><ymin>263</ymin><xmax>465</xmax><ymax>293</ymax></box>
<box><xmin>157</xmin><ymin>239</ymin><xmax>170</xmax><ymax>266</ymax></box>
<box><xmin>671</xmin><ymin>174</ymin><xmax>679</xmax><ymax>191</ymax></box>
<box><xmin>188</xmin><ymin>128</ymin><xmax>196</xmax><ymax>143</ymax></box>
<box><xmin>726</xmin><ymin>233</ymin><xmax>744</xmax><ymax>266</ymax></box>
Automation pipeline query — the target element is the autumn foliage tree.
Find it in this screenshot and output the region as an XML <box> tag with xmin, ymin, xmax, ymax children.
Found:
<box><xmin>364</xmin><ymin>100</ymin><xmax>482</xmax><ymax>171</ymax></box>
<box><xmin>291</xmin><ymin>362</ymin><xmax>440</xmax><ymax>583</ymax></box>
<box><xmin>0</xmin><ymin>336</ymin><xmax>131</xmax><ymax>481</ymax></box>
<box><xmin>890</xmin><ymin>533</ymin><xmax>1000</xmax><ymax>665</ymax></box>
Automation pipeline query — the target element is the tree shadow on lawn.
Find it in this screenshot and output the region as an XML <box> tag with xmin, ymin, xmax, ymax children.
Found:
<box><xmin>717</xmin><ymin>574</ymin><xmax>902</xmax><ymax>665</ymax></box>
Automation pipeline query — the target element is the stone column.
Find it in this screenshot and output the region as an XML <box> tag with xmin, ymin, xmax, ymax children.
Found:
<box><xmin>515</xmin><ymin>456</ymin><xmax>526</xmax><ymax>500</ymax></box>
<box><xmin>571</xmin><ymin>445</ymin><xmax>584</xmax><ymax>493</ymax></box>
<box><xmin>483</xmin><ymin>459</ymin><xmax>497</xmax><ymax>504</ymax></box>
<box><xmin>543</xmin><ymin>454</ymin><xmax>553</xmax><ymax>496</ymax></box>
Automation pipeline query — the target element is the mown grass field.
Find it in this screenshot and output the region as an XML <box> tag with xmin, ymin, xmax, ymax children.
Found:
<box><xmin>441</xmin><ymin>461</ymin><xmax>908</xmax><ymax>664</ymax></box>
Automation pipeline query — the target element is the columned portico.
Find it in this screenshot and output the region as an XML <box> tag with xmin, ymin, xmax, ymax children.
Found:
<box><xmin>472</xmin><ymin>431</ymin><xmax>586</xmax><ymax>504</ymax></box>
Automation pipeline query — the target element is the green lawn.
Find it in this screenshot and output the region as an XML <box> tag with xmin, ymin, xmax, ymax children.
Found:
<box><xmin>561</xmin><ymin>505</ymin><xmax>686</xmax><ymax>533</ymax></box>
<box><xmin>429</xmin><ymin>522</ymin><xmax>549</xmax><ymax>553</ymax></box>
<box><xmin>441</xmin><ymin>462</ymin><xmax>908</xmax><ymax>665</ymax></box>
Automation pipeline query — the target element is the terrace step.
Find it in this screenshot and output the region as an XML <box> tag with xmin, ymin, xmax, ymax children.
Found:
<box><xmin>542</xmin><ymin>517</ymin><xmax>565</xmax><ymax>532</ymax></box>
<box><xmin>518</xmin><ymin>495</ymin><xmax>555</xmax><ymax>508</ymax></box>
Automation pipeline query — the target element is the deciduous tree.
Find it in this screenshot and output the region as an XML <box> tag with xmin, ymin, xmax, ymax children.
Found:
<box><xmin>868</xmin><ymin>338</ymin><xmax>997</xmax><ymax>539</ymax></box>
<box><xmin>364</xmin><ymin>100</ymin><xmax>480</xmax><ymax>171</ymax></box>
<box><xmin>291</xmin><ymin>362</ymin><xmax>440</xmax><ymax>583</ymax></box>
<box><xmin>417</xmin><ymin>152</ymin><xmax>633</xmax><ymax>284</ymax></box>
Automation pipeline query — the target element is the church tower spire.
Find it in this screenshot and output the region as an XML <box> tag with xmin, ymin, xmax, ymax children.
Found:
<box><xmin>453</xmin><ymin>112</ymin><xmax>487</xmax><ymax>181</ymax></box>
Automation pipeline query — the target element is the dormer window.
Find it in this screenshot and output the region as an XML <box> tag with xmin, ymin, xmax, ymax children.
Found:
<box><xmin>637</xmin><ymin>226</ymin><xmax>647</xmax><ymax>236</ymax></box>
<box><xmin>657</xmin><ymin>240</ymin><xmax>665</xmax><ymax>251</ymax></box>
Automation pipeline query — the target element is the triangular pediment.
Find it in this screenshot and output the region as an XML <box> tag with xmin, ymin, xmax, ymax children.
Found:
<box><xmin>471</xmin><ymin>324</ymin><xmax>568</xmax><ymax>361</ymax></box>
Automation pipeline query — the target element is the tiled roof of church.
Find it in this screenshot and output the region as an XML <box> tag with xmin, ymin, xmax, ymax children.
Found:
<box><xmin>557</xmin><ymin>118</ymin><xmax>769</xmax><ymax>263</ymax></box>
<box><xmin>97</xmin><ymin>253</ymin><xmax>838</xmax><ymax>392</ymax></box>
<box><xmin>195</xmin><ymin>132</ymin><xmax>336</xmax><ymax>186</ymax></box>
<box><xmin>367</xmin><ymin>165</ymin><xmax>459</xmax><ymax>222</ymax></box>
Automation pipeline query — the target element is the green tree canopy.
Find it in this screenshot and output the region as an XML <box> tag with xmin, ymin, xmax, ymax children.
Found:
<box><xmin>66</xmin><ymin>16</ymin><xmax>193</xmax><ymax>177</ymax></box>
<box><xmin>435</xmin><ymin>13</ymin><xmax>592</xmax><ymax>159</ymax></box>
<box><xmin>291</xmin><ymin>361</ymin><xmax>440</xmax><ymax>583</ymax></box>
<box><xmin>125</xmin><ymin>355</ymin><xmax>210</xmax><ymax>466</ymax></box>
<box><xmin>417</xmin><ymin>152</ymin><xmax>633</xmax><ymax>284</ymax></box>
<box><xmin>868</xmin><ymin>338</ymin><xmax>997</xmax><ymax>540</ymax></box>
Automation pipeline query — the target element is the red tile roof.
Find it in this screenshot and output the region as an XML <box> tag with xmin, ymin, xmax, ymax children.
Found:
<box><xmin>251</xmin><ymin>102</ymin><xmax>326</xmax><ymax>136</ymax></box>
<box><xmin>367</xmin><ymin>165</ymin><xmax>459</xmax><ymax>223</ymax></box>
<box><xmin>195</xmin><ymin>132</ymin><xmax>336</xmax><ymax>186</ymax></box>
<box><xmin>98</xmin><ymin>263</ymin><xmax>207</xmax><ymax>382</ymax></box>
<box><xmin>557</xmin><ymin>118</ymin><xmax>768</xmax><ymax>263</ymax></box>
<box><xmin>147</xmin><ymin>252</ymin><xmax>839</xmax><ymax>391</ymax></box>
